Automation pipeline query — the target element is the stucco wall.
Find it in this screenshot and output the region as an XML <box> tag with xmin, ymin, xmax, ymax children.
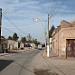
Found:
<box><xmin>52</xmin><ymin>26</ymin><xmax>75</xmax><ymax>58</ymax></box>
<box><xmin>20</xmin><ymin>43</ymin><xmax>24</xmax><ymax>48</ymax></box>
<box><xmin>7</xmin><ymin>40</ymin><xmax>18</xmax><ymax>50</ymax></box>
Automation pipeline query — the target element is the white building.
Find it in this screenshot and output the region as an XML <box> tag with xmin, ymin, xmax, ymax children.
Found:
<box><xmin>20</xmin><ymin>42</ymin><xmax>24</xmax><ymax>48</ymax></box>
<box><xmin>30</xmin><ymin>43</ymin><xmax>36</xmax><ymax>48</ymax></box>
<box><xmin>7</xmin><ymin>40</ymin><xmax>18</xmax><ymax>50</ymax></box>
<box><xmin>50</xmin><ymin>38</ymin><xmax>52</xmax><ymax>51</ymax></box>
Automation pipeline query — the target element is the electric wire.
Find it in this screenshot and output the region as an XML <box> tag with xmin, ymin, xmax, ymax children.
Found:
<box><xmin>2</xmin><ymin>13</ymin><xmax>27</xmax><ymax>35</ymax></box>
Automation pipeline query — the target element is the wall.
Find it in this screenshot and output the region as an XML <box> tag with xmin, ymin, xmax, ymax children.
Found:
<box><xmin>52</xmin><ymin>20</ymin><xmax>75</xmax><ymax>58</ymax></box>
<box><xmin>20</xmin><ymin>42</ymin><xmax>24</xmax><ymax>48</ymax></box>
<box><xmin>7</xmin><ymin>40</ymin><xmax>18</xmax><ymax>50</ymax></box>
<box><xmin>52</xmin><ymin>27</ymin><xmax>75</xmax><ymax>58</ymax></box>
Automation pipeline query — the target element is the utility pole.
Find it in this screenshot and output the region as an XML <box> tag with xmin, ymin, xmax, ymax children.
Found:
<box><xmin>44</xmin><ymin>20</ymin><xmax>47</xmax><ymax>54</ymax></box>
<box><xmin>43</xmin><ymin>20</ymin><xmax>47</xmax><ymax>56</ymax></box>
<box><xmin>0</xmin><ymin>8</ymin><xmax>2</xmax><ymax>49</ymax></box>
<box><xmin>47</xmin><ymin>14</ymin><xmax>50</xmax><ymax>57</ymax></box>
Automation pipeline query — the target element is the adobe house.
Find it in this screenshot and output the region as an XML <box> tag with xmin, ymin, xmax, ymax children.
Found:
<box><xmin>1</xmin><ymin>40</ymin><xmax>18</xmax><ymax>51</ymax></box>
<box><xmin>52</xmin><ymin>20</ymin><xmax>75</xmax><ymax>58</ymax></box>
<box><xmin>7</xmin><ymin>40</ymin><xmax>18</xmax><ymax>50</ymax></box>
<box><xmin>20</xmin><ymin>42</ymin><xmax>24</xmax><ymax>49</ymax></box>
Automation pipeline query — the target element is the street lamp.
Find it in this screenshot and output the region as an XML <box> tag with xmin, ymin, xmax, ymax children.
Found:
<box><xmin>33</xmin><ymin>18</ymin><xmax>47</xmax><ymax>56</ymax></box>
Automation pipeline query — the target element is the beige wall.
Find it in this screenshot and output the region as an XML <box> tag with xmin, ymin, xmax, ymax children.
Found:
<box><xmin>7</xmin><ymin>40</ymin><xmax>18</xmax><ymax>50</ymax></box>
<box><xmin>20</xmin><ymin>43</ymin><xmax>24</xmax><ymax>48</ymax></box>
<box><xmin>52</xmin><ymin>26</ymin><xmax>75</xmax><ymax>58</ymax></box>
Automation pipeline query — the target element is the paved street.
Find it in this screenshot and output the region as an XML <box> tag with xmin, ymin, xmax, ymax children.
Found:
<box><xmin>0</xmin><ymin>49</ymin><xmax>75</xmax><ymax>75</ymax></box>
<box><xmin>0</xmin><ymin>49</ymin><xmax>41</xmax><ymax>75</ymax></box>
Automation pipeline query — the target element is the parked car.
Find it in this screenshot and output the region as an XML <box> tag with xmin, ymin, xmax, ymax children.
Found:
<box><xmin>34</xmin><ymin>46</ymin><xmax>38</xmax><ymax>49</ymax></box>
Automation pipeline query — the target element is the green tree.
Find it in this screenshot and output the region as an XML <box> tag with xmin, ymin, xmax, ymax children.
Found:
<box><xmin>21</xmin><ymin>37</ymin><xmax>26</xmax><ymax>43</ymax></box>
<box><xmin>13</xmin><ymin>33</ymin><xmax>19</xmax><ymax>41</ymax></box>
<box><xmin>32</xmin><ymin>39</ymin><xmax>40</xmax><ymax>45</ymax></box>
<box><xmin>49</xmin><ymin>25</ymin><xmax>55</xmax><ymax>38</ymax></box>
<box><xmin>8</xmin><ymin>36</ymin><xmax>13</xmax><ymax>40</ymax></box>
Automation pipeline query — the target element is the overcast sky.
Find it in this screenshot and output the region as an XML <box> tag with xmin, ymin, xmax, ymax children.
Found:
<box><xmin>0</xmin><ymin>0</ymin><xmax>75</xmax><ymax>43</ymax></box>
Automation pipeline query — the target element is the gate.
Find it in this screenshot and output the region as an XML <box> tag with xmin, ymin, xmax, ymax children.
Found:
<box><xmin>66</xmin><ymin>39</ymin><xmax>75</xmax><ymax>57</ymax></box>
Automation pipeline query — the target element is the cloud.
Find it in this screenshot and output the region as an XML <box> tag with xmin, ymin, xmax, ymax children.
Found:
<box><xmin>43</xmin><ymin>2</ymin><xmax>54</xmax><ymax>7</ymax></box>
<box><xmin>1</xmin><ymin>0</ymin><xmax>75</xmax><ymax>43</ymax></box>
<box><xmin>0</xmin><ymin>0</ymin><xmax>40</xmax><ymax>12</ymax></box>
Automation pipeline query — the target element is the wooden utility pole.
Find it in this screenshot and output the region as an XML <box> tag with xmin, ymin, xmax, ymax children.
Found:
<box><xmin>45</xmin><ymin>20</ymin><xmax>47</xmax><ymax>53</ymax></box>
<box><xmin>47</xmin><ymin>14</ymin><xmax>50</xmax><ymax>57</ymax></box>
<box><xmin>43</xmin><ymin>20</ymin><xmax>47</xmax><ymax>56</ymax></box>
<box><xmin>0</xmin><ymin>8</ymin><xmax>2</xmax><ymax>46</ymax></box>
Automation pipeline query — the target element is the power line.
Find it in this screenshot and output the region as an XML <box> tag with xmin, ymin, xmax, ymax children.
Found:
<box><xmin>2</xmin><ymin>13</ymin><xmax>27</xmax><ymax>35</ymax></box>
<box><xmin>53</xmin><ymin>0</ymin><xmax>62</xmax><ymax>13</ymax></box>
<box><xmin>2</xmin><ymin>24</ymin><xmax>44</xmax><ymax>40</ymax></box>
<box><xmin>2</xmin><ymin>27</ymin><xmax>28</xmax><ymax>39</ymax></box>
<box><xmin>0</xmin><ymin>24</ymin><xmax>36</xmax><ymax>28</ymax></box>
<box><xmin>53</xmin><ymin>0</ymin><xmax>66</xmax><ymax>14</ymax></box>
<box><xmin>3</xmin><ymin>11</ymin><xmax>75</xmax><ymax>15</ymax></box>
<box><xmin>49</xmin><ymin>0</ymin><xmax>64</xmax><ymax>15</ymax></box>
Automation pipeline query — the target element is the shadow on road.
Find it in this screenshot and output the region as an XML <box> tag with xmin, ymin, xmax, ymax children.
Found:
<box><xmin>0</xmin><ymin>60</ymin><xmax>14</xmax><ymax>71</ymax></box>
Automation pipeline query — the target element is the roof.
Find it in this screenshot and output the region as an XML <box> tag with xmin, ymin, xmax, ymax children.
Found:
<box><xmin>52</xmin><ymin>20</ymin><xmax>75</xmax><ymax>36</ymax></box>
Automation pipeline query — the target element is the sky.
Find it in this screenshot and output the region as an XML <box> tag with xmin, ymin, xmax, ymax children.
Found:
<box><xmin>0</xmin><ymin>0</ymin><xmax>75</xmax><ymax>43</ymax></box>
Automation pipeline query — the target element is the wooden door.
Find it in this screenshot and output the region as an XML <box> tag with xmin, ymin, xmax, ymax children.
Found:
<box><xmin>66</xmin><ymin>39</ymin><xmax>75</xmax><ymax>57</ymax></box>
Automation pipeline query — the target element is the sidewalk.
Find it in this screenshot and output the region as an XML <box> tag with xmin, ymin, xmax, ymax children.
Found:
<box><xmin>0</xmin><ymin>53</ymin><xmax>9</xmax><ymax>56</ymax></box>
<box><xmin>0</xmin><ymin>49</ymin><xmax>34</xmax><ymax>56</ymax></box>
<box><xmin>0</xmin><ymin>50</ymin><xmax>18</xmax><ymax>56</ymax></box>
<box><xmin>30</xmin><ymin>50</ymin><xmax>75</xmax><ymax>75</ymax></box>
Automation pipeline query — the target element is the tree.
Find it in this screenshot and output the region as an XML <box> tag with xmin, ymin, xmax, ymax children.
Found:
<box><xmin>49</xmin><ymin>25</ymin><xmax>55</xmax><ymax>38</ymax></box>
<box><xmin>8</xmin><ymin>36</ymin><xmax>13</xmax><ymax>40</ymax></box>
<box><xmin>21</xmin><ymin>37</ymin><xmax>26</xmax><ymax>43</ymax></box>
<box><xmin>27</xmin><ymin>33</ymin><xmax>32</xmax><ymax>42</ymax></box>
<box><xmin>1</xmin><ymin>36</ymin><xmax>5</xmax><ymax>39</ymax></box>
<box><xmin>13</xmin><ymin>33</ymin><xmax>19</xmax><ymax>41</ymax></box>
<box><xmin>32</xmin><ymin>39</ymin><xmax>40</xmax><ymax>46</ymax></box>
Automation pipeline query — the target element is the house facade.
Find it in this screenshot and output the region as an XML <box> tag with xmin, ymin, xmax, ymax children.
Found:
<box><xmin>50</xmin><ymin>38</ymin><xmax>52</xmax><ymax>51</ymax></box>
<box><xmin>7</xmin><ymin>40</ymin><xmax>18</xmax><ymax>50</ymax></box>
<box><xmin>30</xmin><ymin>43</ymin><xmax>35</xmax><ymax>48</ymax></box>
<box><xmin>52</xmin><ymin>20</ymin><xmax>75</xmax><ymax>58</ymax></box>
<box><xmin>1</xmin><ymin>40</ymin><xmax>18</xmax><ymax>51</ymax></box>
<box><xmin>20</xmin><ymin>42</ymin><xmax>24</xmax><ymax>49</ymax></box>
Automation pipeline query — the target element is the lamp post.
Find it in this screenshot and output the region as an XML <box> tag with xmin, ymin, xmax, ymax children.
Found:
<box><xmin>33</xmin><ymin>18</ymin><xmax>47</xmax><ymax>56</ymax></box>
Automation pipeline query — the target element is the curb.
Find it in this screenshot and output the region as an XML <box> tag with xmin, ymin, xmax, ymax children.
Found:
<box><xmin>0</xmin><ymin>53</ymin><xmax>9</xmax><ymax>56</ymax></box>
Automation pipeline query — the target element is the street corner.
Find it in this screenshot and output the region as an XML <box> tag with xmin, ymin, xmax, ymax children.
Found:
<box><xmin>34</xmin><ymin>68</ymin><xmax>59</xmax><ymax>75</ymax></box>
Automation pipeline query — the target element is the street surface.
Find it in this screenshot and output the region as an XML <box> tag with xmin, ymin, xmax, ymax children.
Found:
<box><xmin>0</xmin><ymin>49</ymin><xmax>41</xmax><ymax>75</ymax></box>
<box><xmin>0</xmin><ymin>49</ymin><xmax>75</xmax><ymax>75</ymax></box>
